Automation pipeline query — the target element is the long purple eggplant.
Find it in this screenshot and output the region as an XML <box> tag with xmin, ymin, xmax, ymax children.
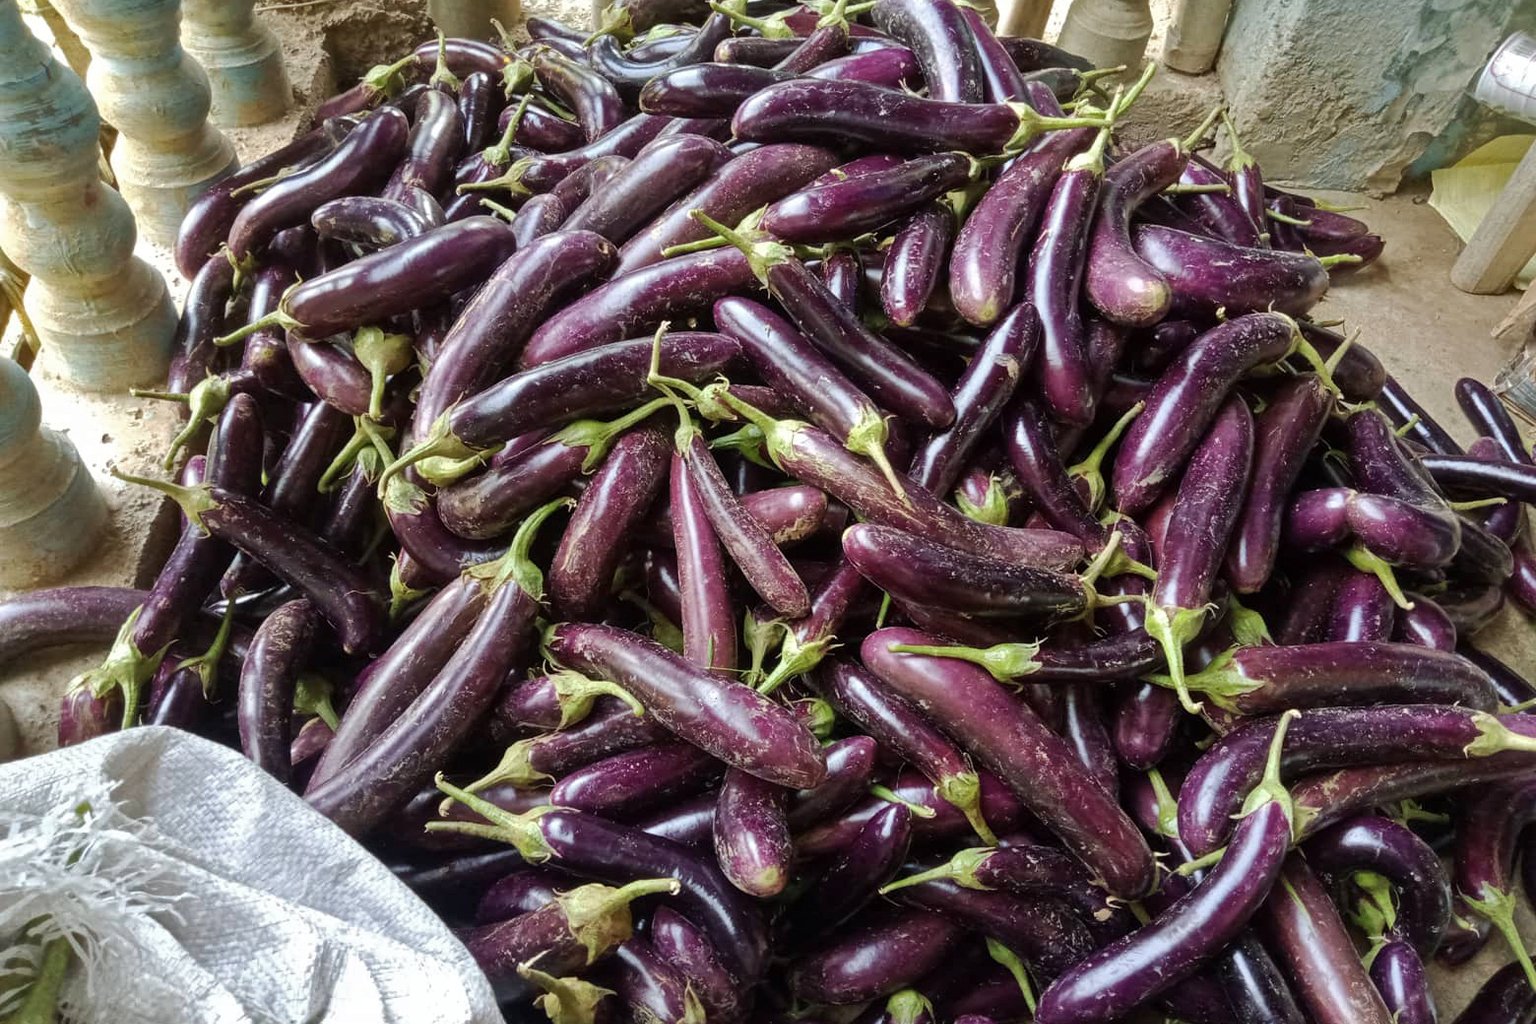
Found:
<box><xmin>302</xmin><ymin>500</ymin><xmax>564</xmax><ymax>833</ymax></box>
<box><xmin>1143</xmin><ymin>397</ymin><xmax>1254</xmax><ymax>713</ymax></box>
<box><xmin>237</xmin><ymin>599</ymin><xmax>317</xmax><ymax>783</ymax></box>
<box><xmin>1226</xmin><ymin>374</ymin><xmax>1332</xmax><ymax>591</ymax></box>
<box><xmin>545</xmin><ymin>622</ymin><xmax>824</xmax><ymax>788</ymax></box>
<box><xmin>1305</xmin><ymin>814</ymin><xmax>1452</xmax><ymax>954</ymax></box>
<box><xmin>714</xmin><ymin>768</ymin><xmax>793</xmax><ymax>897</ymax></box>
<box><xmin>863</xmin><ymin>627</ymin><xmax>1153</xmax><ymax>897</ymax></box>
<box><xmin>789</xmin><ymin>905</ymin><xmax>964</xmax><ymax>1005</ymax></box>
<box><xmin>733</xmin><ymin>77</ymin><xmax>1106</xmax><ymax>155</ymax></box>
<box><xmin>1034</xmin><ymin>713</ymin><xmax>1297</xmax><ymax>1023</ymax></box>
<box><xmin>1112</xmin><ymin>312</ymin><xmax>1295</xmax><ymax>515</ymax></box>
<box><xmin>1134</xmin><ymin>224</ymin><xmax>1336</xmax><ymax>317</ymax></box>
<box><xmin>1260</xmin><ymin>853</ymin><xmax>1393</xmax><ymax>1024</ymax></box>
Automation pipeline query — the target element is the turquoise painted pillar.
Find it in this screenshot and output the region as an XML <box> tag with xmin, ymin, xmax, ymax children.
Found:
<box><xmin>50</xmin><ymin>0</ymin><xmax>239</xmax><ymax>247</ymax></box>
<box><xmin>0</xmin><ymin>357</ymin><xmax>109</xmax><ymax>588</ymax></box>
<box><xmin>181</xmin><ymin>0</ymin><xmax>292</xmax><ymax>128</ymax></box>
<box><xmin>0</xmin><ymin>0</ymin><xmax>176</xmax><ymax>390</ymax></box>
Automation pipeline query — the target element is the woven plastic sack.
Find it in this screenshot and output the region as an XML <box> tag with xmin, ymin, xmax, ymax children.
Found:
<box><xmin>0</xmin><ymin>726</ymin><xmax>499</xmax><ymax>1023</ymax></box>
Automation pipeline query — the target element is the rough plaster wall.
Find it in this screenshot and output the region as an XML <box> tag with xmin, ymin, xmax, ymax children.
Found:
<box><xmin>1219</xmin><ymin>0</ymin><xmax>1535</xmax><ymax>192</ymax></box>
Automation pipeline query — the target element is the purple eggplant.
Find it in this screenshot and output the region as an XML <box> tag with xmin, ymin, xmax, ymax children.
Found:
<box><xmin>1226</xmin><ymin>374</ymin><xmax>1332</xmax><ymax>591</ymax></box>
<box><xmin>302</xmin><ymin>501</ymin><xmax>563</xmax><ymax>834</ymax></box>
<box><xmin>1035</xmin><ymin>713</ymin><xmax>1296</xmax><ymax>1022</ymax></box>
<box><xmin>1133</xmin><ymin>224</ymin><xmax>1336</xmax><ymax>317</ymax></box>
<box><xmin>910</xmin><ymin>303</ymin><xmax>1038</xmax><ymax>497</ymax></box>
<box><xmin>563</xmin><ymin>135</ymin><xmax>730</xmax><ymax>245</ymax></box>
<box><xmin>863</xmin><ymin>627</ymin><xmax>1153</xmax><ymax>897</ymax></box>
<box><xmin>1261</xmin><ymin>853</ymin><xmax>1393</xmax><ymax>1024</ymax></box>
<box><xmin>815</xmin><ymin>658</ymin><xmax>995</xmax><ymax>842</ymax></box>
<box><xmin>429</xmin><ymin>791</ymin><xmax>768</xmax><ymax>985</ymax></box>
<box><xmin>1113</xmin><ymin>312</ymin><xmax>1295</xmax><ymax>515</ymax></box>
<box><xmin>1305</xmin><ymin>814</ymin><xmax>1452</xmax><ymax>954</ymax></box>
<box><xmin>546</xmin><ymin>622</ymin><xmax>824</xmax><ymax>788</ymax></box>
<box><xmin>1450</xmin><ymin>962</ymin><xmax>1536</xmax><ymax>1024</ymax></box>
<box><xmin>1142</xmin><ymin>397</ymin><xmax>1254</xmax><ymax>713</ymax></box>
<box><xmin>617</xmin><ymin>143</ymin><xmax>840</xmax><ymax>273</ymax></box>
<box><xmin>869</xmin><ymin>0</ymin><xmax>981</xmax><ymax>102</ymax></box>
<box><xmin>789</xmin><ymin>906</ymin><xmax>964</xmax><ymax>1005</ymax></box>
<box><xmin>228</xmin><ymin>109</ymin><xmax>409</xmax><ymax>259</ymax></box>
<box><xmin>551</xmin><ymin>741</ymin><xmax>722</xmax><ymax>819</ymax></box>
<box><xmin>949</xmin><ymin>127</ymin><xmax>1095</xmax><ymax>326</ymax></box>
<box><xmin>780</xmin><ymin>803</ymin><xmax>912</xmax><ymax>945</ymax></box>
<box><xmin>763</xmin><ymin>153</ymin><xmax>974</xmax><ymax>243</ymax></box>
<box><xmin>733</xmin><ymin>77</ymin><xmax>1106</xmax><ymax>155</ymax></box>
<box><xmin>650</xmin><ymin>907</ymin><xmax>745</xmax><ymax>1024</ymax></box>
<box><xmin>550</xmin><ymin>424</ymin><xmax>671</xmax><ymax>621</ymax></box>
<box><xmin>237</xmin><ymin>599</ymin><xmax>318</xmax><ymax>783</ymax></box>
<box><xmin>670</xmin><ymin>447</ymin><xmax>739</xmax><ymax>674</ymax></box>
<box><xmin>714</xmin><ymin>768</ymin><xmax>793</xmax><ymax>897</ymax></box>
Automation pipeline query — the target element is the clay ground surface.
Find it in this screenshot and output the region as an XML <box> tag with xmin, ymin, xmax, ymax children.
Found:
<box><xmin>0</xmin><ymin>1</ymin><xmax>1531</xmax><ymax>1014</ymax></box>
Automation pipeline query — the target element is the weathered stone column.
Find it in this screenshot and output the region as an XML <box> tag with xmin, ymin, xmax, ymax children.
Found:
<box><xmin>1055</xmin><ymin>0</ymin><xmax>1153</xmax><ymax>71</ymax></box>
<box><xmin>181</xmin><ymin>0</ymin><xmax>292</xmax><ymax>127</ymax></box>
<box><xmin>0</xmin><ymin>357</ymin><xmax>109</xmax><ymax>588</ymax></box>
<box><xmin>0</xmin><ymin>0</ymin><xmax>176</xmax><ymax>390</ymax></box>
<box><xmin>50</xmin><ymin>0</ymin><xmax>240</xmax><ymax>246</ymax></box>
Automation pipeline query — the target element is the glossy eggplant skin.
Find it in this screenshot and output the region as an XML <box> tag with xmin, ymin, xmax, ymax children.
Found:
<box><xmin>1305</xmin><ymin>814</ymin><xmax>1452</xmax><ymax>955</ymax></box>
<box><xmin>789</xmin><ymin>906</ymin><xmax>965</xmax><ymax>1005</ymax></box>
<box><xmin>1261</xmin><ymin>854</ymin><xmax>1394</xmax><ymax>1024</ymax></box>
<box><xmin>1034</xmin><ymin>800</ymin><xmax>1290</xmax><ymax>1024</ymax></box>
<box><xmin>1133</xmin><ymin>224</ymin><xmax>1332</xmax><ymax>318</ymax></box>
<box><xmin>1112</xmin><ymin>313</ymin><xmax>1295</xmax><ymax>515</ymax></box>
<box><xmin>1226</xmin><ymin>374</ymin><xmax>1332</xmax><ymax>592</ymax></box>
<box><xmin>862</xmin><ymin>628</ymin><xmax>1154</xmax><ymax>898</ymax></box>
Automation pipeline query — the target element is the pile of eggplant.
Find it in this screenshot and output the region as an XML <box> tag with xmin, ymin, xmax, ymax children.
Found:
<box><xmin>8</xmin><ymin>0</ymin><xmax>1536</xmax><ymax>1020</ymax></box>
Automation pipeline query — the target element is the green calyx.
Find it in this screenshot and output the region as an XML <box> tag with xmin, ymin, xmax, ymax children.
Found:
<box><xmin>487</xmin><ymin>94</ymin><xmax>532</xmax><ymax>167</ymax></box>
<box><xmin>986</xmin><ymin>938</ymin><xmax>1037</xmax><ymax>1016</ymax></box>
<box><xmin>428</xmin><ymin>31</ymin><xmax>461</xmax><ymax>91</ymax></box>
<box><xmin>880</xmin><ymin>847</ymin><xmax>995</xmax><ymax>895</ymax></box>
<box><xmin>519</xmin><ymin>964</ymin><xmax>615</xmax><ymax>1024</ymax></box>
<box><xmin>1463</xmin><ymin>884</ymin><xmax>1536</xmax><ymax>992</ymax></box>
<box><xmin>757</xmin><ymin>631</ymin><xmax>836</xmax><ymax>696</ymax></box>
<box><xmin>1142</xmin><ymin>601</ymin><xmax>1217</xmax><ymax>714</ymax></box>
<box><xmin>869</xmin><ymin>784</ymin><xmax>937</xmax><ymax>819</ymax></box>
<box><xmin>884</xmin><ymin>990</ymin><xmax>935</xmax><ymax>1024</ymax></box>
<box><xmin>460</xmin><ymin>156</ymin><xmax>535</xmax><ymax>197</ymax></box>
<box><xmin>742</xmin><ymin>611</ymin><xmax>787</xmax><ymax>690</ymax></box>
<box><xmin>885</xmin><ymin>640</ymin><xmax>1042</xmax><ymax>683</ymax></box>
<box><xmin>548</xmin><ymin>670</ymin><xmax>644</xmax><ymax>728</ymax></box>
<box><xmin>1224</xmin><ymin>595</ymin><xmax>1273</xmax><ymax>648</ymax></box>
<box><xmin>689</xmin><ymin>209</ymin><xmax>795</xmax><ymax>285</ymax></box>
<box><xmin>1142</xmin><ymin>645</ymin><xmax>1263</xmax><ymax>714</ymax></box>
<box><xmin>428</xmin><ymin>773</ymin><xmax>556</xmax><ymax>856</ymax></box>
<box><xmin>844</xmin><ymin>406</ymin><xmax>909</xmax><ymax>506</ymax></box>
<box><xmin>362</xmin><ymin>53</ymin><xmax>421</xmax><ymax>98</ymax></box>
<box><xmin>706</xmin><ymin>0</ymin><xmax>795</xmax><ymax>38</ymax></box>
<box><xmin>1003</xmin><ymin>104</ymin><xmax>1113</xmax><ymax>155</ymax></box>
<box><xmin>162</xmin><ymin>374</ymin><xmax>236</xmax><ymax>471</ymax></box>
<box><xmin>1341</xmin><ymin>544</ymin><xmax>1414</xmax><ymax>610</ymax></box>
<box><xmin>1465</xmin><ymin>711</ymin><xmax>1536</xmax><ymax>757</ymax></box>
<box><xmin>377</xmin><ymin>410</ymin><xmax>495</xmax><ymax>495</ymax></box>
<box><xmin>111</xmin><ymin>469</ymin><xmax>218</xmax><ymax>535</ymax></box>
<box><xmin>1348</xmin><ymin>869</ymin><xmax>1397</xmax><ymax>942</ymax></box>
<box><xmin>68</xmin><ymin>606</ymin><xmax>165</xmax><ymax>730</ymax></box>
<box><xmin>352</xmin><ymin>326</ymin><xmax>413</xmax><ymax>422</ymax></box>
<box><xmin>710</xmin><ymin>423</ymin><xmax>774</xmax><ymax>470</ymax></box>
<box><xmin>558</xmin><ymin>877</ymin><xmax>681</xmax><ymax>964</ymax></box>
<box><xmin>465</xmin><ymin>496</ymin><xmax>572</xmax><ymax>600</ymax></box>
<box><xmin>175</xmin><ymin>601</ymin><xmax>237</xmax><ymax>700</ymax></box>
<box><xmin>1220</xmin><ymin>108</ymin><xmax>1258</xmax><ymax>173</ymax></box>
<box><xmin>550</xmin><ymin>396</ymin><xmax>677</xmax><ymax>473</ymax></box>
<box><xmin>1068</xmin><ymin>401</ymin><xmax>1144</xmax><ymax>513</ymax></box>
<box><xmin>955</xmin><ymin>475</ymin><xmax>1011</xmax><ymax>527</ymax></box>
<box><xmin>293</xmin><ymin>672</ymin><xmax>341</xmax><ymax>730</ymax></box>
<box><xmin>1239</xmin><ymin>709</ymin><xmax>1299</xmax><ymax>838</ymax></box>
<box><xmin>1145</xmin><ymin>767</ymin><xmax>1181</xmax><ymax>839</ymax></box>
<box><xmin>938</xmin><ymin>770</ymin><xmax>997</xmax><ymax>845</ymax></box>
<box><xmin>1179</xmin><ymin>103</ymin><xmax>1225</xmax><ymax>156</ymax></box>
<box><xmin>213</xmin><ymin>287</ymin><xmax>301</xmax><ymax>347</ymax></box>
<box><xmin>793</xmin><ymin>697</ymin><xmax>837</xmax><ymax>740</ymax></box>
<box><xmin>388</xmin><ymin>555</ymin><xmax>429</xmax><ymax>621</ymax></box>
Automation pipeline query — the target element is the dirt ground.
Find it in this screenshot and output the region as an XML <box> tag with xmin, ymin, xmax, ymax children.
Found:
<box><xmin>2</xmin><ymin>1</ymin><xmax>1533</xmax><ymax>1015</ymax></box>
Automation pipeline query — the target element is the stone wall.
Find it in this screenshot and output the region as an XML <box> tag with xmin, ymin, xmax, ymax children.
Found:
<box><xmin>1219</xmin><ymin>0</ymin><xmax>1536</xmax><ymax>192</ymax></box>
